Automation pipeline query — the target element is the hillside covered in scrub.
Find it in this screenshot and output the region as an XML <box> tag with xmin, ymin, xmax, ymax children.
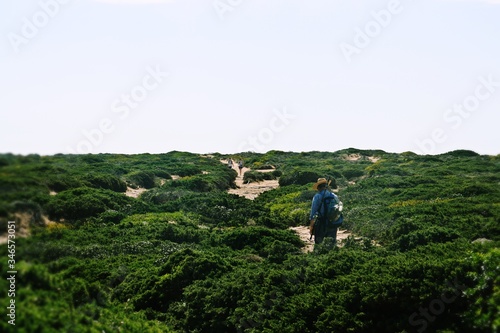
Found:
<box><xmin>0</xmin><ymin>149</ymin><xmax>499</xmax><ymax>332</ymax></box>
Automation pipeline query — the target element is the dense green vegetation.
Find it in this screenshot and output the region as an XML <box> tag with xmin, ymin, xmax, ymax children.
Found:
<box><xmin>0</xmin><ymin>149</ymin><xmax>498</xmax><ymax>332</ymax></box>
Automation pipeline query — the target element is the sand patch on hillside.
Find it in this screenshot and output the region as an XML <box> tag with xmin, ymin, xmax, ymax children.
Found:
<box><xmin>228</xmin><ymin>180</ymin><xmax>280</xmax><ymax>200</ymax></box>
<box><xmin>290</xmin><ymin>226</ymin><xmax>352</xmax><ymax>253</ymax></box>
<box><xmin>125</xmin><ymin>187</ymin><xmax>147</xmax><ymax>198</ymax></box>
<box><xmin>345</xmin><ymin>154</ymin><xmax>361</xmax><ymax>161</ymax></box>
<box><xmin>344</xmin><ymin>154</ymin><xmax>380</xmax><ymax>163</ymax></box>
<box><xmin>222</xmin><ymin>159</ymin><xmax>279</xmax><ymax>200</ymax></box>
<box><xmin>0</xmin><ymin>212</ymin><xmax>60</xmax><ymax>245</ymax></box>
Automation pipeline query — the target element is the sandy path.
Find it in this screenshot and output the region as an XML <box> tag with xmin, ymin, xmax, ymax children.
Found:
<box><xmin>222</xmin><ymin>160</ymin><xmax>279</xmax><ymax>200</ymax></box>
<box><xmin>228</xmin><ymin>179</ymin><xmax>280</xmax><ymax>200</ymax></box>
<box><xmin>290</xmin><ymin>226</ymin><xmax>352</xmax><ymax>252</ymax></box>
<box><xmin>125</xmin><ymin>187</ymin><xmax>147</xmax><ymax>198</ymax></box>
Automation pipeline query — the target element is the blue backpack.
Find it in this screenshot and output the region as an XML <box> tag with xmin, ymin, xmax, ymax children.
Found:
<box><xmin>320</xmin><ymin>190</ymin><xmax>343</xmax><ymax>227</ymax></box>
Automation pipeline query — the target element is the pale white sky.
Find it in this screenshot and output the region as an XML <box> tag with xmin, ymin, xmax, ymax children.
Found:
<box><xmin>1</xmin><ymin>0</ymin><xmax>499</xmax><ymax>155</ymax></box>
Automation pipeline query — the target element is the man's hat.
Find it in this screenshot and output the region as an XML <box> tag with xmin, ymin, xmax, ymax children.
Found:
<box><xmin>313</xmin><ymin>178</ymin><xmax>330</xmax><ymax>190</ymax></box>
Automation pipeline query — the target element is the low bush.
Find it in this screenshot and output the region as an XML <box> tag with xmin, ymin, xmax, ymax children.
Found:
<box><xmin>82</xmin><ymin>173</ymin><xmax>127</xmax><ymax>192</ymax></box>
<box><xmin>219</xmin><ymin>226</ymin><xmax>303</xmax><ymax>254</ymax></box>
<box><xmin>46</xmin><ymin>187</ymin><xmax>134</xmax><ymax>221</ymax></box>
<box><xmin>341</xmin><ymin>168</ymin><xmax>365</xmax><ymax>180</ymax></box>
<box><xmin>132</xmin><ymin>248</ymin><xmax>230</xmax><ymax>312</ymax></box>
<box><xmin>242</xmin><ymin>170</ymin><xmax>279</xmax><ymax>183</ymax></box>
<box><xmin>279</xmin><ymin>170</ymin><xmax>321</xmax><ymax>187</ymax></box>
<box><xmin>141</xmin><ymin>188</ymin><xmax>193</xmax><ymax>205</ymax></box>
<box><xmin>45</xmin><ymin>176</ymin><xmax>83</xmax><ymax>192</ymax></box>
<box><xmin>243</xmin><ymin>170</ymin><xmax>265</xmax><ymax>183</ymax></box>
<box><xmin>126</xmin><ymin>171</ymin><xmax>156</xmax><ymax>189</ymax></box>
<box><xmin>391</xmin><ymin>226</ymin><xmax>461</xmax><ymax>251</ymax></box>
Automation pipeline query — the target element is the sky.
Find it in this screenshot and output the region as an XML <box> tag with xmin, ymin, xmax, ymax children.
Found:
<box><xmin>1</xmin><ymin>0</ymin><xmax>499</xmax><ymax>156</ymax></box>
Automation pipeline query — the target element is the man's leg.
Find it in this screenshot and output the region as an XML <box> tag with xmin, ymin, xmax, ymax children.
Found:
<box><xmin>313</xmin><ymin>223</ymin><xmax>327</xmax><ymax>253</ymax></box>
<box><xmin>325</xmin><ymin>227</ymin><xmax>338</xmax><ymax>246</ymax></box>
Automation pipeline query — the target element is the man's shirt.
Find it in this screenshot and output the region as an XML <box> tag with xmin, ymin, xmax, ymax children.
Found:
<box><xmin>309</xmin><ymin>190</ymin><xmax>337</xmax><ymax>220</ymax></box>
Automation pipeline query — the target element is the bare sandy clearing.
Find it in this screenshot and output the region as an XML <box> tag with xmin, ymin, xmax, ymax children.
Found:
<box><xmin>125</xmin><ymin>186</ymin><xmax>147</xmax><ymax>198</ymax></box>
<box><xmin>222</xmin><ymin>159</ymin><xmax>279</xmax><ymax>200</ymax></box>
<box><xmin>228</xmin><ymin>179</ymin><xmax>280</xmax><ymax>200</ymax></box>
<box><xmin>290</xmin><ymin>226</ymin><xmax>353</xmax><ymax>253</ymax></box>
<box><xmin>344</xmin><ymin>154</ymin><xmax>380</xmax><ymax>163</ymax></box>
<box><xmin>289</xmin><ymin>226</ymin><xmax>315</xmax><ymax>253</ymax></box>
<box><xmin>345</xmin><ymin>154</ymin><xmax>361</xmax><ymax>161</ymax></box>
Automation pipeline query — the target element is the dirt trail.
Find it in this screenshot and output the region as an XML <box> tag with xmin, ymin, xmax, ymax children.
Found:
<box><xmin>221</xmin><ymin>159</ymin><xmax>352</xmax><ymax>252</ymax></box>
<box><xmin>290</xmin><ymin>226</ymin><xmax>352</xmax><ymax>252</ymax></box>
<box><xmin>125</xmin><ymin>187</ymin><xmax>147</xmax><ymax>198</ymax></box>
<box><xmin>222</xmin><ymin>160</ymin><xmax>279</xmax><ymax>200</ymax></box>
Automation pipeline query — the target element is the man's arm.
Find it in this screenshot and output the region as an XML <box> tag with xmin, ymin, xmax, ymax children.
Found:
<box><xmin>309</xmin><ymin>193</ymin><xmax>320</xmax><ymax>235</ymax></box>
<box><xmin>309</xmin><ymin>218</ymin><xmax>315</xmax><ymax>235</ymax></box>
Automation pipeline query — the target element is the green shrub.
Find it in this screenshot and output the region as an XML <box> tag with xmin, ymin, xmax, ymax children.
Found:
<box><xmin>441</xmin><ymin>149</ymin><xmax>480</xmax><ymax>157</ymax></box>
<box><xmin>0</xmin><ymin>153</ymin><xmax>16</xmax><ymax>166</ymax></box>
<box><xmin>243</xmin><ymin>171</ymin><xmax>264</xmax><ymax>183</ymax></box>
<box><xmin>45</xmin><ymin>176</ymin><xmax>83</xmax><ymax>192</ymax></box>
<box><xmin>271</xmin><ymin>169</ymin><xmax>283</xmax><ymax>178</ymax></box>
<box><xmin>46</xmin><ymin>187</ymin><xmax>133</xmax><ymax>221</ymax></box>
<box><xmin>462</xmin><ymin>246</ymin><xmax>500</xmax><ymax>330</ymax></box>
<box><xmin>341</xmin><ymin>168</ymin><xmax>365</xmax><ymax>180</ymax></box>
<box><xmin>161</xmin><ymin>192</ymin><xmax>262</xmax><ymax>226</ymax></box>
<box><xmin>262</xmin><ymin>240</ymin><xmax>300</xmax><ymax>263</ymax></box>
<box><xmin>151</xmin><ymin>169</ymin><xmax>172</xmax><ymax>179</ymax></box>
<box><xmin>243</xmin><ymin>170</ymin><xmax>281</xmax><ymax>183</ymax></box>
<box><xmin>392</xmin><ymin>226</ymin><xmax>461</xmax><ymax>251</ymax></box>
<box><xmin>279</xmin><ymin>170</ymin><xmax>321</xmax><ymax>187</ymax></box>
<box><xmin>79</xmin><ymin>154</ymin><xmax>105</xmax><ymax>164</ymax></box>
<box><xmin>98</xmin><ymin>210</ymin><xmax>126</xmax><ymax>223</ymax></box>
<box><xmin>70</xmin><ymin>278</ymin><xmax>91</xmax><ymax>307</ymax></box>
<box><xmin>19</xmin><ymin>261</ymin><xmax>54</xmax><ymax>290</ymax></box>
<box><xmin>133</xmin><ymin>248</ymin><xmax>229</xmax><ymax>312</ymax></box>
<box><xmin>126</xmin><ymin>171</ymin><xmax>156</xmax><ymax>189</ymax></box>
<box><xmin>82</xmin><ymin>173</ymin><xmax>127</xmax><ymax>192</ymax></box>
<box><xmin>164</xmin><ymin>169</ymin><xmax>235</xmax><ymax>193</ymax></box>
<box><xmin>173</xmin><ymin>164</ymin><xmax>202</xmax><ymax>177</ymax></box>
<box><xmin>141</xmin><ymin>188</ymin><xmax>193</xmax><ymax>205</ymax></box>
<box><xmin>219</xmin><ymin>227</ymin><xmax>303</xmax><ymax>254</ymax></box>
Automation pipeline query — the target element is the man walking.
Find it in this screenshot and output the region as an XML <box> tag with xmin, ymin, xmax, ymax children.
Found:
<box><xmin>309</xmin><ymin>178</ymin><xmax>342</xmax><ymax>247</ymax></box>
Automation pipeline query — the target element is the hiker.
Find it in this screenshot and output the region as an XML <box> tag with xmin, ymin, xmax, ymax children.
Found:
<box><xmin>309</xmin><ymin>178</ymin><xmax>343</xmax><ymax>247</ymax></box>
<box><xmin>238</xmin><ymin>160</ymin><xmax>243</xmax><ymax>176</ymax></box>
<box><xmin>227</xmin><ymin>158</ymin><xmax>233</xmax><ymax>169</ymax></box>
